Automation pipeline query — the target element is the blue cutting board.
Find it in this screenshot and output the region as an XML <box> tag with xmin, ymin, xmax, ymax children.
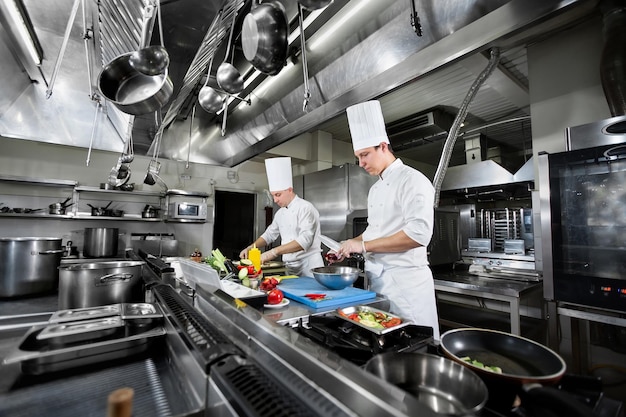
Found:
<box><xmin>278</xmin><ymin>277</ymin><xmax>376</xmax><ymax>309</ymax></box>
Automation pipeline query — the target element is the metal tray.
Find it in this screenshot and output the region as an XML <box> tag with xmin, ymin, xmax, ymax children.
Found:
<box><xmin>120</xmin><ymin>303</ymin><xmax>163</xmax><ymax>319</ymax></box>
<box><xmin>333</xmin><ymin>305</ymin><xmax>411</xmax><ymax>335</ymax></box>
<box><xmin>3</xmin><ymin>324</ymin><xmax>166</xmax><ymax>375</ymax></box>
<box><xmin>36</xmin><ymin>316</ymin><xmax>125</xmax><ymax>344</ymax></box>
<box><xmin>48</xmin><ymin>304</ymin><xmax>121</xmax><ymax>323</ymax></box>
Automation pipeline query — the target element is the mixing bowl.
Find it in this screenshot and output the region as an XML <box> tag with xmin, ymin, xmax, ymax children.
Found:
<box><xmin>311</xmin><ymin>266</ymin><xmax>359</xmax><ymax>290</ymax></box>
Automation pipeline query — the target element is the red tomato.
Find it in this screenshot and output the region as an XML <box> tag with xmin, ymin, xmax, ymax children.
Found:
<box><xmin>267</xmin><ymin>289</ymin><xmax>284</xmax><ymax>305</ymax></box>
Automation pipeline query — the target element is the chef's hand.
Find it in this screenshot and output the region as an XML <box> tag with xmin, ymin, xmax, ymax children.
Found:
<box><xmin>261</xmin><ymin>249</ymin><xmax>278</xmax><ymax>263</ymax></box>
<box><xmin>324</xmin><ymin>250</ymin><xmax>340</xmax><ymax>264</ymax></box>
<box><xmin>337</xmin><ymin>239</ymin><xmax>363</xmax><ymax>259</ymax></box>
<box><xmin>239</xmin><ymin>246</ymin><xmax>250</xmax><ymax>259</ymax></box>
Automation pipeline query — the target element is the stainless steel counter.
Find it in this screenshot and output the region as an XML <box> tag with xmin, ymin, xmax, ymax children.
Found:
<box><xmin>434</xmin><ymin>272</ymin><xmax>543</xmax><ymax>335</ymax></box>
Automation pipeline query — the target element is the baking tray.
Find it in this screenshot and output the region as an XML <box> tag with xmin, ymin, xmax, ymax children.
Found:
<box><xmin>333</xmin><ymin>305</ymin><xmax>412</xmax><ymax>335</ymax></box>
<box><xmin>49</xmin><ymin>304</ymin><xmax>121</xmax><ymax>323</ymax></box>
<box><xmin>36</xmin><ymin>316</ymin><xmax>125</xmax><ymax>344</ymax></box>
<box><xmin>3</xmin><ymin>324</ymin><xmax>166</xmax><ymax>375</ymax></box>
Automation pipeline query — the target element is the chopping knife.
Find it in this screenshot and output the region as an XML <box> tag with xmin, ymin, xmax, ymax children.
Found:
<box><xmin>320</xmin><ymin>235</ymin><xmax>365</xmax><ymax>262</ymax></box>
<box><xmin>320</xmin><ymin>235</ymin><xmax>341</xmax><ymax>252</ymax></box>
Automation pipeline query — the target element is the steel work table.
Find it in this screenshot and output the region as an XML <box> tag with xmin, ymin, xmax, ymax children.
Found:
<box><xmin>434</xmin><ymin>272</ymin><xmax>543</xmax><ymax>335</ymax></box>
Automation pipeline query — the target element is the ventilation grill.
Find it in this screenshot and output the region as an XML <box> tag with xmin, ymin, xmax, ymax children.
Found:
<box><xmin>152</xmin><ymin>284</ymin><xmax>240</xmax><ymax>371</ymax></box>
<box><xmin>210</xmin><ymin>355</ymin><xmax>321</xmax><ymax>417</ymax></box>
<box><xmin>387</xmin><ymin>108</ymin><xmax>455</xmax><ymax>150</ymax></box>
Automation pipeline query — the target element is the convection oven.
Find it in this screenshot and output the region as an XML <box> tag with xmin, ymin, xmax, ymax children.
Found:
<box><xmin>539</xmin><ymin>115</ymin><xmax>626</xmax><ymax>312</ymax></box>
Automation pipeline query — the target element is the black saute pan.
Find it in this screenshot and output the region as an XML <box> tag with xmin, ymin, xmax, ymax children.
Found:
<box><xmin>440</xmin><ymin>328</ymin><xmax>596</xmax><ymax>417</ymax></box>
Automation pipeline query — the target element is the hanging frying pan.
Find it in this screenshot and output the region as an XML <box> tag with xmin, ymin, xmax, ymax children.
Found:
<box><xmin>440</xmin><ymin>328</ymin><xmax>595</xmax><ymax>417</ymax></box>
<box><xmin>241</xmin><ymin>0</ymin><xmax>288</xmax><ymax>76</ymax></box>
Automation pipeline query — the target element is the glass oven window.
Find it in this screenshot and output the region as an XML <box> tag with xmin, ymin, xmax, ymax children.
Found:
<box><xmin>178</xmin><ymin>203</ymin><xmax>199</xmax><ymax>216</ymax></box>
<box><xmin>549</xmin><ymin>145</ymin><xmax>626</xmax><ymax>311</ymax></box>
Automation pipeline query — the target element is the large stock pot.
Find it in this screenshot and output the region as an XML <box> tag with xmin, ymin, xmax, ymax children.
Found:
<box><xmin>58</xmin><ymin>260</ymin><xmax>145</xmax><ymax>309</ymax></box>
<box><xmin>83</xmin><ymin>227</ymin><xmax>119</xmax><ymax>258</ymax></box>
<box><xmin>0</xmin><ymin>237</ymin><xmax>63</xmax><ymax>298</ymax></box>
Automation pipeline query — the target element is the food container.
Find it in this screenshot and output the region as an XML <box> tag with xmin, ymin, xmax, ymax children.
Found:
<box><xmin>2</xmin><ymin>323</ymin><xmax>166</xmax><ymax>375</ymax></box>
<box><xmin>334</xmin><ymin>305</ymin><xmax>411</xmax><ymax>335</ymax></box>
<box><xmin>58</xmin><ymin>260</ymin><xmax>145</xmax><ymax>309</ymax></box>
<box><xmin>36</xmin><ymin>316</ymin><xmax>125</xmax><ymax>345</ymax></box>
<box><xmin>49</xmin><ymin>304</ymin><xmax>121</xmax><ymax>323</ymax></box>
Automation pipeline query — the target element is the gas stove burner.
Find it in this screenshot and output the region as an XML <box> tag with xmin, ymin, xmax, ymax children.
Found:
<box><xmin>295</xmin><ymin>314</ymin><xmax>433</xmax><ymax>365</ymax></box>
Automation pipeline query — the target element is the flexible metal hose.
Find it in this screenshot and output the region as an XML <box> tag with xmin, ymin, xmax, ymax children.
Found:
<box><xmin>433</xmin><ymin>47</ymin><xmax>501</xmax><ymax>207</ymax></box>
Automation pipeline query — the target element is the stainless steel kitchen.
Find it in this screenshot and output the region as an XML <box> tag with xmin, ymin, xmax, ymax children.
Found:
<box><xmin>0</xmin><ymin>0</ymin><xmax>625</xmax><ymax>416</ymax></box>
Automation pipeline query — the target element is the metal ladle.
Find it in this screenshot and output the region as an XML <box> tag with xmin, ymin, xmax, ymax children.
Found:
<box><xmin>216</xmin><ymin>10</ymin><xmax>244</xmax><ymax>95</ymax></box>
<box><xmin>129</xmin><ymin>0</ymin><xmax>169</xmax><ymax>76</ymax></box>
<box><xmin>198</xmin><ymin>9</ymin><xmax>225</xmax><ymax>113</ymax></box>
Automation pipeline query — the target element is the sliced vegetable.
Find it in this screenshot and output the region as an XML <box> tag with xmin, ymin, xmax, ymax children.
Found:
<box><xmin>304</xmin><ymin>293</ymin><xmax>326</xmax><ymax>300</ymax></box>
<box><xmin>460</xmin><ymin>356</ymin><xmax>503</xmax><ymax>373</ymax></box>
<box><xmin>238</xmin><ymin>268</ymin><xmax>248</xmax><ymax>279</ymax></box>
<box><xmin>240</xmin><ymin>259</ymin><xmax>253</xmax><ymax>266</ymax></box>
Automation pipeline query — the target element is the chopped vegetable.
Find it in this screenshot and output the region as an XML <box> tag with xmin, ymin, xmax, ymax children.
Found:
<box><xmin>460</xmin><ymin>356</ymin><xmax>503</xmax><ymax>373</ymax></box>
<box><xmin>240</xmin><ymin>259</ymin><xmax>253</xmax><ymax>266</ymax></box>
<box><xmin>304</xmin><ymin>293</ymin><xmax>327</xmax><ymax>301</ymax></box>
<box><xmin>238</xmin><ymin>268</ymin><xmax>248</xmax><ymax>279</ymax></box>
<box><xmin>203</xmin><ymin>248</ymin><xmax>228</xmax><ymax>273</ymax></box>
<box><xmin>338</xmin><ymin>308</ymin><xmax>403</xmax><ymax>329</ymax></box>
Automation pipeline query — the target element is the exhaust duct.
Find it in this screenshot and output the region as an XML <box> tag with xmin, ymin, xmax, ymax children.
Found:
<box><xmin>600</xmin><ymin>0</ymin><xmax>626</xmax><ymax>116</ymax></box>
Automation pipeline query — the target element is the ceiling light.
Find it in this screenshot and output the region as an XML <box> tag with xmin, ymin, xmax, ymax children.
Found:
<box><xmin>309</xmin><ymin>0</ymin><xmax>370</xmax><ymax>51</ymax></box>
<box><xmin>0</xmin><ymin>0</ymin><xmax>43</xmax><ymax>65</ymax></box>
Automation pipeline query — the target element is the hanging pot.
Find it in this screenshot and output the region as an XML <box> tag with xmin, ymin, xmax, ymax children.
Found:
<box><xmin>97</xmin><ymin>4</ymin><xmax>173</xmax><ymax>115</ymax></box>
<box><xmin>241</xmin><ymin>0</ymin><xmax>288</xmax><ymax>76</ymax></box>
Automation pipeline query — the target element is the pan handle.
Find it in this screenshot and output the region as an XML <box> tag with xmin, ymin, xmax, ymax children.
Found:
<box><xmin>522</xmin><ymin>384</ymin><xmax>596</xmax><ymax>417</ymax></box>
<box><xmin>36</xmin><ymin>250</ymin><xmax>65</xmax><ymax>255</ymax></box>
<box><xmin>99</xmin><ymin>273</ymin><xmax>134</xmax><ymax>284</ymax></box>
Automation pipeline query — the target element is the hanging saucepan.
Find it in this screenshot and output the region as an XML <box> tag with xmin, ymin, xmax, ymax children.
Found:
<box><xmin>241</xmin><ymin>0</ymin><xmax>288</xmax><ymax>76</ymax></box>
<box><xmin>440</xmin><ymin>328</ymin><xmax>595</xmax><ymax>417</ymax></box>
<box><xmin>97</xmin><ymin>4</ymin><xmax>173</xmax><ymax>115</ymax></box>
<box><xmin>216</xmin><ymin>9</ymin><xmax>244</xmax><ymax>94</ymax></box>
<box><xmin>298</xmin><ymin>0</ymin><xmax>333</xmax><ymax>10</ymax></box>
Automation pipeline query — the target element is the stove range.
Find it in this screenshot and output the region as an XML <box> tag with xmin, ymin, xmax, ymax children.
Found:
<box><xmin>292</xmin><ymin>315</ymin><xmax>622</xmax><ymax>417</ymax></box>
<box><xmin>293</xmin><ymin>314</ymin><xmax>433</xmax><ymax>365</ymax></box>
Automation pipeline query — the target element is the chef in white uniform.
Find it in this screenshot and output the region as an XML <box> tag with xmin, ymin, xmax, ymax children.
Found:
<box><xmin>239</xmin><ymin>157</ymin><xmax>324</xmax><ymax>277</ymax></box>
<box><xmin>336</xmin><ymin>100</ymin><xmax>440</xmax><ymax>340</ymax></box>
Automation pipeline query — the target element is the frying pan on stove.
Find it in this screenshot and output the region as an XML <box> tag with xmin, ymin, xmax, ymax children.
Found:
<box><xmin>440</xmin><ymin>328</ymin><xmax>595</xmax><ymax>417</ymax></box>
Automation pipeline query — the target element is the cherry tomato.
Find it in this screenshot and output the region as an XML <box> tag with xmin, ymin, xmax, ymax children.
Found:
<box><xmin>267</xmin><ymin>289</ymin><xmax>284</xmax><ymax>305</ymax></box>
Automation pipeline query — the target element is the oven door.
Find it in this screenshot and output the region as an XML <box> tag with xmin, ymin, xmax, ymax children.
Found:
<box><xmin>544</xmin><ymin>144</ymin><xmax>626</xmax><ymax>312</ymax></box>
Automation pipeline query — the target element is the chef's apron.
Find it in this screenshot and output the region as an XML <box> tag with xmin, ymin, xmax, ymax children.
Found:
<box><xmin>365</xmin><ymin>261</ymin><xmax>440</xmax><ymax>340</ymax></box>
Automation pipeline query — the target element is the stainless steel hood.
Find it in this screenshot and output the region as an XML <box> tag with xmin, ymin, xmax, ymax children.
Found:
<box><xmin>0</xmin><ymin>0</ymin><xmax>600</xmax><ymax>168</ymax></box>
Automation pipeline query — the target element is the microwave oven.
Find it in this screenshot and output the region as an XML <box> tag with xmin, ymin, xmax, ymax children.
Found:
<box><xmin>168</xmin><ymin>202</ymin><xmax>208</xmax><ymax>221</ymax></box>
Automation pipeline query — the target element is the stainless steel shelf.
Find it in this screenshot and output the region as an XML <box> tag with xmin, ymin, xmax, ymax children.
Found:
<box><xmin>0</xmin><ymin>175</ymin><xmax>76</xmax><ymax>187</ymax></box>
<box><xmin>74</xmin><ymin>186</ymin><xmax>164</xmax><ymax>197</ymax></box>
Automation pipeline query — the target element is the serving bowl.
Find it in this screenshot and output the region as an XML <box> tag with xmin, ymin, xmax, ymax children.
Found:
<box><xmin>311</xmin><ymin>266</ymin><xmax>359</xmax><ymax>290</ymax></box>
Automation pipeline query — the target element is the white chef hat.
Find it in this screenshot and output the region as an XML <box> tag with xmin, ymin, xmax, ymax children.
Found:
<box><xmin>346</xmin><ymin>100</ymin><xmax>390</xmax><ymax>152</ymax></box>
<box><xmin>265</xmin><ymin>157</ymin><xmax>293</xmax><ymax>192</ymax></box>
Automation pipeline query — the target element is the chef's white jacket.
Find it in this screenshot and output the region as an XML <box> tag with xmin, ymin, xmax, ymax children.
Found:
<box><xmin>362</xmin><ymin>158</ymin><xmax>440</xmax><ymax>340</ymax></box>
<box><xmin>260</xmin><ymin>195</ymin><xmax>324</xmax><ymax>277</ymax></box>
